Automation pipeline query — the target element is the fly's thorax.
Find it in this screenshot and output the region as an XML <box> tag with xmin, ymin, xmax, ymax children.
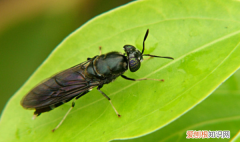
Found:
<box><xmin>93</xmin><ymin>52</ymin><xmax>128</xmax><ymax>77</ymax></box>
<box><xmin>85</xmin><ymin>55</ymin><xmax>101</xmax><ymax>78</ymax></box>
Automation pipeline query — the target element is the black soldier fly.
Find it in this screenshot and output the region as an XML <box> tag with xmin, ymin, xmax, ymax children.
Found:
<box><xmin>21</xmin><ymin>29</ymin><xmax>174</xmax><ymax>132</ymax></box>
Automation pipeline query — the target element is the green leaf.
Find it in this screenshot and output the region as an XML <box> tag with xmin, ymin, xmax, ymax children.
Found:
<box><xmin>232</xmin><ymin>131</ymin><xmax>240</xmax><ymax>141</ymax></box>
<box><xmin>0</xmin><ymin>0</ymin><xmax>240</xmax><ymax>141</ymax></box>
<box><xmin>117</xmin><ymin>69</ymin><xmax>240</xmax><ymax>142</ymax></box>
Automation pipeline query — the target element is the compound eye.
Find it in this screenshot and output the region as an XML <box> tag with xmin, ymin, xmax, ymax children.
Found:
<box><xmin>124</xmin><ymin>45</ymin><xmax>136</xmax><ymax>53</ymax></box>
<box><xmin>129</xmin><ymin>57</ymin><xmax>140</xmax><ymax>72</ymax></box>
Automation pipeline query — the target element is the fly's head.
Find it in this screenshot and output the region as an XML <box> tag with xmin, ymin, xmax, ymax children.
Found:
<box><xmin>123</xmin><ymin>29</ymin><xmax>174</xmax><ymax>72</ymax></box>
<box><xmin>123</xmin><ymin>45</ymin><xmax>143</xmax><ymax>72</ymax></box>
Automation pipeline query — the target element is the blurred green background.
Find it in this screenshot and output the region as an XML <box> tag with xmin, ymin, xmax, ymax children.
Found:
<box><xmin>0</xmin><ymin>0</ymin><xmax>133</xmax><ymax>115</ymax></box>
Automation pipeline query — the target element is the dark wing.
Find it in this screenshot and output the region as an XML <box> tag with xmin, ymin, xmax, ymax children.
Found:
<box><xmin>21</xmin><ymin>60</ymin><xmax>100</xmax><ymax>115</ymax></box>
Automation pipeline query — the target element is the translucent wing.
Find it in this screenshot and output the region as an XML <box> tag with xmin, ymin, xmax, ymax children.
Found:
<box><xmin>21</xmin><ymin>60</ymin><xmax>100</xmax><ymax>115</ymax></box>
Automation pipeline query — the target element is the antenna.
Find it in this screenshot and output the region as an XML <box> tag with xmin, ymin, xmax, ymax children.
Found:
<box><xmin>143</xmin><ymin>54</ymin><xmax>174</xmax><ymax>60</ymax></box>
<box><xmin>142</xmin><ymin>29</ymin><xmax>149</xmax><ymax>54</ymax></box>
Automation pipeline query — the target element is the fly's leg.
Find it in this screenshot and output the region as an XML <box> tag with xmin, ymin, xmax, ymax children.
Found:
<box><xmin>52</xmin><ymin>99</ymin><xmax>76</xmax><ymax>132</ymax></box>
<box><xmin>99</xmin><ymin>46</ymin><xmax>102</xmax><ymax>55</ymax></box>
<box><xmin>87</xmin><ymin>46</ymin><xmax>102</xmax><ymax>60</ymax></box>
<box><xmin>121</xmin><ymin>75</ymin><xmax>164</xmax><ymax>82</ymax></box>
<box><xmin>97</xmin><ymin>86</ymin><xmax>121</xmax><ymax>117</ymax></box>
<box><xmin>52</xmin><ymin>91</ymin><xmax>88</xmax><ymax>132</ymax></box>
